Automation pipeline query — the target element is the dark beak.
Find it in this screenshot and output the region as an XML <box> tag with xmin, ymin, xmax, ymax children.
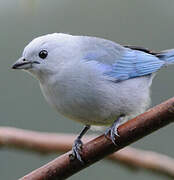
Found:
<box><xmin>12</xmin><ymin>61</ymin><xmax>31</xmax><ymax>69</ymax></box>
<box><xmin>12</xmin><ymin>57</ymin><xmax>40</xmax><ymax>70</ymax></box>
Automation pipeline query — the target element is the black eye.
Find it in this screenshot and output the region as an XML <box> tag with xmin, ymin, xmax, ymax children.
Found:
<box><xmin>39</xmin><ymin>50</ymin><xmax>48</xmax><ymax>59</ymax></box>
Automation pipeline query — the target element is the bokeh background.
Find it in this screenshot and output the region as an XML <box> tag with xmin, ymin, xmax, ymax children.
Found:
<box><xmin>1</xmin><ymin>0</ymin><xmax>174</xmax><ymax>179</ymax></box>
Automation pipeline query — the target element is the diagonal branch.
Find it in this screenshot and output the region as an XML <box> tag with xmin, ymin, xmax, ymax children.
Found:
<box><xmin>16</xmin><ymin>97</ymin><xmax>174</xmax><ymax>179</ymax></box>
<box><xmin>0</xmin><ymin>127</ymin><xmax>174</xmax><ymax>178</ymax></box>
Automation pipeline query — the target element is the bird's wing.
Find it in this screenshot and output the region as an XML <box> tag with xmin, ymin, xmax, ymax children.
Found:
<box><xmin>82</xmin><ymin>37</ymin><xmax>164</xmax><ymax>82</ymax></box>
<box><xmin>103</xmin><ymin>49</ymin><xmax>165</xmax><ymax>82</ymax></box>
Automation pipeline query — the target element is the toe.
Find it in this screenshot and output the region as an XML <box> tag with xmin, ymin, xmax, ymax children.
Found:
<box><xmin>110</xmin><ymin>127</ymin><xmax>119</xmax><ymax>146</ymax></box>
<box><xmin>71</xmin><ymin>139</ymin><xmax>84</xmax><ymax>163</ymax></box>
<box><xmin>104</xmin><ymin>124</ymin><xmax>120</xmax><ymax>146</ymax></box>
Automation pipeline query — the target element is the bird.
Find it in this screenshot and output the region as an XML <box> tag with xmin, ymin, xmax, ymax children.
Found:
<box><xmin>12</xmin><ymin>33</ymin><xmax>174</xmax><ymax>162</ymax></box>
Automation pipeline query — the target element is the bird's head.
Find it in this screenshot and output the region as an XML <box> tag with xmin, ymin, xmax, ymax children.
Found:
<box><xmin>12</xmin><ymin>33</ymin><xmax>80</xmax><ymax>79</ymax></box>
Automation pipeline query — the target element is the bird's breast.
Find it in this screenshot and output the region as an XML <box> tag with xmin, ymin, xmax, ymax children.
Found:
<box><xmin>39</xmin><ymin>62</ymin><xmax>152</xmax><ymax>126</ymax></box>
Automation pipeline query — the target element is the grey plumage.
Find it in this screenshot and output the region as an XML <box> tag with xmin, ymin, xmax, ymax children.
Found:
<box><xmin>12</xmin><ymin>33</ymin><xmax>174</xmax><ymax>162</ymax></box>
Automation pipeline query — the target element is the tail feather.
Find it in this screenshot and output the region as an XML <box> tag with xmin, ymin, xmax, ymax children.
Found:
<box><xmin>157</xmin><ymin>49</ymin><xmax>174</xmax><ymax>65</ymax></box>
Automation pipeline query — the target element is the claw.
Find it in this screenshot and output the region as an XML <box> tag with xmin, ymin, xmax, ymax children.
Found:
<box><xmin>105</xmin><ymin>116</ymin><xmax>123</xmax><ymax>146</ymax></box>
<box><xmin>70</xmin><ymin>138</ymin><xmax>84</xmax><ymax>163</ymax></box>
<box><xmin>69</xmin><ymin>125</ymin><xmax>90</xmax><ymax>163</ymax></box>
<box><xmin>105</xmin><ymin>123</ymin><xmax>119</xmax><ymax>146</ymax></box>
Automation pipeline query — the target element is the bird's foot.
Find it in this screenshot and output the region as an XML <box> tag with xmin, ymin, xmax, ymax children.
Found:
<box><xmin>105</xmin><ymin>116</ymin><xmax>123</xmax><ymax>146</ymax></box>
<box><xmin>105</xmin><ymin>123</ymin><xmax>120</xmax><ymax>146</ymax></box>
<box><xmin>69</xmin><ymin>125</ymin><xmax>90</xmax><ymax>164</ymax></box>
<box><xmin>70</xmin><ymin>138</ymin><xmax>84</xmax><ymax>163</ymax></box>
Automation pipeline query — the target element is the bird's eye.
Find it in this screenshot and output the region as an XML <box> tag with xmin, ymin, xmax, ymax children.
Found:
<box><xmin>39</xmin><ymin>50</ymin><xmax>48</xmax><ymax>59</ymax></box>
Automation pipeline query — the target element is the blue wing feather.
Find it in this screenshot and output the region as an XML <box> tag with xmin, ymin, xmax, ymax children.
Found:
<box><xmin>84</xmin><ymin>48</ymin><xmax>165</xmax><ymax>82</ymax></box>
<box><xmin>109</xmin><ymin>50</ymin><xmax>164</xmax><ymax>81</ymax></box>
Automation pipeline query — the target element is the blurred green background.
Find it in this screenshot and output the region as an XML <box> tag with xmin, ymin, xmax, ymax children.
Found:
<box><xmin>1</xmin><ymin>0</ymin><xmax>174</xmax><ymax>179</ymax></box>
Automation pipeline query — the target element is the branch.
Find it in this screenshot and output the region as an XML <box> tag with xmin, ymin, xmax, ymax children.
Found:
<box><xmin>17</xmin><ymin>97</ymin><xmax>174</xmax><ymax>179</ymax></box>
<box><xmin>1</xmin><ymin>127</ymin><xmax>174</xmax><ymax>178</ymax></box>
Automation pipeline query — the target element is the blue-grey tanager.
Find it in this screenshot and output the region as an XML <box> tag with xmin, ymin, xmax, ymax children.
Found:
<box><xmin>12</xmin><ymin>33</ymin><xmax>174</xmax><ymax>162</ymax></box>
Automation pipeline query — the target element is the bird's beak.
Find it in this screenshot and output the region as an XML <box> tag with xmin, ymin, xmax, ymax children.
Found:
<box><xmin>12</xmin><ymin>57</ymin><xmax>39</xmax><ymax>70</ymax></box>
<box><xmin>12</xmin><ymin>57</ymin><xmax>32</xmax><ymax>70</ymax></box>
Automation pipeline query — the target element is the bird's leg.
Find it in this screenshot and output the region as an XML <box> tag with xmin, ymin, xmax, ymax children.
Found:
<box><xmin>105</xmin><ymin>115</ymin><xmax>124</xmax><ymax>145</ymax></box>
<box><xmin>70</xmin><ymin>125</ymin><xmax>90</xmax><ymax>163</ymax></box>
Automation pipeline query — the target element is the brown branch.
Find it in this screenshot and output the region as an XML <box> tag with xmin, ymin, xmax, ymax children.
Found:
<box><xmin>1</xmin><ymin>127</ymin><xmax>174</xmax><ymax>178</ymax></box>
<box><xmin>15</xmin><ymin>97</ymin><xmax>174</xmax><ymax>179</ymax></box>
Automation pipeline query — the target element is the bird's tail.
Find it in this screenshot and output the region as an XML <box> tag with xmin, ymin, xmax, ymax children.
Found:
<box><xmin>157</xmin><ymin>49</ymin><xmax>174</xmax><ymax>65</ymax></box>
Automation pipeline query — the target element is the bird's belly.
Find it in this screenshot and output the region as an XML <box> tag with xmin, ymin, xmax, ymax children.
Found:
<box><xmin>40</xmin><ymin>83</ymin><xmax>119</xmax><ymax>126</ymax></box>
<box><xmin>46</xmin><ymin>95</ymin><xmax>118</xmax><ymax>126</ymax></box>
<box><xmin>40</xmin><ymin>76</ymin><xmax>151</xmax><ymax>127</ymax></box>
